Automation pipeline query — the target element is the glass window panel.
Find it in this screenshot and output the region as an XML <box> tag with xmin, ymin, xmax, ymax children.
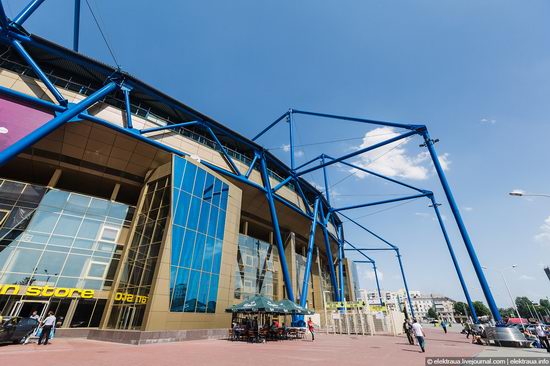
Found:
<box><xmin>174</xmin><ymin>156</ymin><xmax>187</xmax><ymax>189</ymax></box>
<box><xmin>173</xmin><ymin>192</ymin><xmax>190</xmax><ymax>227</ymax></box>
<box><xmin>4</xmin><ymin>248</ymin><xmax>41</xmax><ymax>273</ymax></box>
<box><xmin>181</xmin><ymin>163</ymin><xmax>197</xmax><ymax>193</ymax></box>
<box><xmin>19</xmin><ymin>185</ymin><xmax>47</xmax><ymax>204</ymax></box>
<box><xmin>186</xmin><ymin>197</ymin><xmax>200</xmax><ymax>230</ymax></box>
<box><xmin>56</xmin><ymin>276</ymin><xmax>78</xmax><ymax>288</ymax></box>
<box><xmin>36</xmin><ymin>250</ymin><xmax>68</xmax><ymax>275</ymax></box>
<box><xmin>76</xmin><ymin>219</ymin><xmax>102</xmax><ymax>240</ymax></box>
<box><xmin>203</xmin><ymin>236</ymin><xmax>215</xmax><ymax>273</ymax></box>
<box><xmin>207</xmin><ymin>274</ymin><xmax>219</xmax><ymax>313</ymax></box>
<box><xmin>216</xmin><ymin>210</ymin><xmax>226</xmax><ymax>239</ymax></box>
<box><xmin>53</xmin><ymin>215</ymin><xmax>82</xmax><ymax>237</ymax></box>
<box><xmin>198</xmin><ymin>201</ymin><xmax>211</xmax><ymax>234</ymax></box>
<box><xmin>192</xmin><ymin>234</ymin><xmax>205</xmax><ymax>271</ymax></box>
<box><xmin>212</xmin><ymin>238</ymin><xmax>223</xmax><ymax>274</ymax></box>
<box><xmin>65</xmin><ymin>194</ymin><xmax>91</xmax><ymax>214</ymax></box>
<box><xmin>184</xmin><ymin>270</ymin><xmax>200</xmax><ymax>312</ymax></box>
<box><xmin>40</xmin><ymin>190</ymin><xmax>69</xmax><ymax>209</ymax></box>
<box><xmin>212</xmin><ymin>180</ymin><xmax>222</xmax><ymax>207</ymax></box>
<box><xmin>3</xmin><ymin>207</ymin><xmax>34</xmax><ymax>229</ymax></box>
<box><xmin>180</xmin><ymin>230</ymin><xmax>195</xmax><ymax>269</ymax></box>
<box><xmin>61</xmin><ymin>254</ymin><xmax>88</xmax><ymax>277</ymax></box>
<box><xmin>220</xmin><ymin>183</ymin><xmax>229</xmax><ymax>209</ymax></box>
<box><xmin>96</xmin><ymin>241</ymin><xmax>116</xmax><ymax>252</ymax></box>
<box><xmin>207</xmin><ymin>207</ymin><xmax>218</xmax><ymax>238</ymax></box>
<box><xmin>87</xmin><ymin>198</ymin><xmax>110</xmax><ymax>217</ymax></box>
<box><xmin>0</xmin><ymin>181</ymin><xmax>25</xmax><ymax>201</ymax></box>
<box><xmin>192</xmin><ymin>169</ymin><xmax>206</xmax><ymax>197</ymax></box>
<box><xmin>73</xmin><ymin>239</ymin><xmax>94</xmax><ymax>250</ymax></box>
<box><xmin>171</xmin><ymin>225</ymin><xmax>185</xmax><ymax>266</ymax></box>
<box><xmin>48</xmin><ymin>235</ymin><xmax>74</xmax><ymax>247</ymax></box>
<box><xmin>171</xmin><ymin>267</ymin><xmax>189</xmax><ymax>312</ymax></box>
<box><xmin>203</xmin><ymin>174</ymin><xmax>214</xmax><ymax>201</ymax></box>
<box><xmin>99</xmin><ymin>226</ymin><xmax>120</xmax><ymax>242</ymax></box>
<box><xmin>196</xmin><ymin>274</ymin><xmax>210</xmax><ymax>313</ymax></box>
<box><xmin>0</xmin><ymin>246</ymin><xmax>14</xmax><ymax>272</ymax></box>
<box><xmin>108</xmin><ymin>203</ymin><xmax>129</xmax><ymax>220</ymax></box>
<box><xmin>27</xmin><ymin>210</ymin><xmax>60</xmax><ymax>233</ymax></box>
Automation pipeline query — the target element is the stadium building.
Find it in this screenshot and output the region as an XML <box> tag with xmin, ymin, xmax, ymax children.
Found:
<box><xmin>0</xmin><ymin>9</ymin><xmax>357</xmax><ymax>342</ymax></box>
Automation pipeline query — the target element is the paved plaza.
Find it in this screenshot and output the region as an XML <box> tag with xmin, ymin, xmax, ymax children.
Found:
<box><xmin>3</xmin><ymin>327</ymin><xmax>540</xmax><ymax>366</ymax></box>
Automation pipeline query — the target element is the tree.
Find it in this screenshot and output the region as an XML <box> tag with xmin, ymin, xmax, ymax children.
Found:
<box><xmin>499</xmin><ymin>307</ymin><xmax>515</xmax><ymax>318</ymax></box>
<box><xmin>473</xmin><ymin>301</ymin><xmax>491</xmax><ymax>317</ymax></box>
<box><xmin>454</xmin><ymin>302</ymin><xmax>468</xmax><ymax>316</ymax></box>
<box><xmin>427</xmin><ymin>307</ymin><xmax>438</xmax><ymax>320</ymax></box>
<box><xmin>515</xmin><ymin>297</ymin><xmax>534</xmax><ymax>318</ymax></box>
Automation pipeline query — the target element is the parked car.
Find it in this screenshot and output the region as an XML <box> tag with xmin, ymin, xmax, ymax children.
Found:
<box><xmin>0</xmin><ymin>316</ymin><xmax>39</xmax><ymax>344</ymax></box>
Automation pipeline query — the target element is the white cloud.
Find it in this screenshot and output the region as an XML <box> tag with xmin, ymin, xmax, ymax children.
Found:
<box><xmin>282</xmin><ymin>144</ymin><xmax>304</xmax><ymax>157</ymax></box>
<box><xmin>356</xmin><ymin>266</ymin><xmax>383</xmax><ymax>288</ymax></box>
<box><xmin>480</xmin><ymin>118</ymin><xmax>497</xmax><ymax>125</ymax></box>
<box><xmin>463</xmin><ymin>207</ymin><xmax>473</xmax><ymax>212</ymax></box>
<box><xmin>415</xmin><ymin>212</ymin><xmax>430</xmax><ymax>218</ymax></box>
<box><xmin>350</xmin><ymin>127</ymin><xmax>450</xmax><ymax>181</ymax></box>
<box><xmin>519</xmin><ymin>274</ymin><xmax>536</xmax><ymax>281</ymax></box>
<box><xmin>534</xmin><ymin>216</ymin><xmax>550</xmax><ymax>245</ymax></box>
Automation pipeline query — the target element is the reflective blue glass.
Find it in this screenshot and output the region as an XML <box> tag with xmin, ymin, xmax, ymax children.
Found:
<box><xmin>192</xmin><ymin>233</ymin><xmax>205</xmax><ymax>270</ymax></box>
<box><xmin>207</xmin><ymin>207</ymin><xmax>218</xmax><ymax>238</ymax></box>
<box><xmin>212</xmin><ymin>180</ymin><xmax>222</xmax><ymax>207</ymax></box>
<box><xmin>173</xmin><ymin>191</ymin><xmax>190</xmax><ymax>227</ymax></box>
<box><xmin>174</xmin><ymin>155</ymin><xmax>187</xmax><ymax>189</ymax></box>
<box><xmin>171</xmin><ymin>225</ymin><xmax>185</xmax><ymax>265</ymax></box>
<box><xmin>198</xmin><ymin>201</ymin><xmax>211</xmax><ymax>234</ymax></box>
<box><xmin>196</xmin><ymin>274</ymin><xmax>210</xmax><ymax>313</ymax></box>
<box><xmin>203</xmin><ymin>236</ymin><xmax>214</xmax><ymax>273</ymax></box>
<box><xmin>181</xmin><ymin>163</ymin><xmax>197</xmax><ymax>193</ymax></box>
<box><xmin>207</xmin><ymin>274</ymin><xmax>219</xmax><ymax>313</ymax></box>
<box><xmin>171</xmin><ymin>267</ymin><xmax>189</xmax><ymax>311</ymax></box>
<box><xmin>203</xmin><ymin>174</ymin><xmax>214</xmax><ymax>201</ymax></box>
<box><xmin>212</xmin><ymin>238</ymin><xmax>223</xmax><ymax>274</ymax></box>
<box><xmin>220</xmin><ymin>184</ymin><xmax>229</xmax><ymax>209</ymax></box>
<box><xmin>53</xmin><ymin>215</ymin><xmax>82</xmax><ymax>237</ymax></box>
<box><xmin>186</xmin><ymin>197</ymin><xmax>201</xmax><ymax>231</ymax></box>
<box><xmin>184</xmin><ymin>270</ymin><xmax>200</xmax><ymax>312</ymax></box>
<box><xmin>180</xmin><ymin>230</ymin><xmax>195</xmax><ymax>269</ymax></box>
<box><xmin>216</xmin><ymin>210</ymin><xmax>226</xmax><ymax>239</ymax></box>
<box><xmin>192</xmin><ymin>169</ymin><xmax>206</xmax><ymax>197</ymax></box>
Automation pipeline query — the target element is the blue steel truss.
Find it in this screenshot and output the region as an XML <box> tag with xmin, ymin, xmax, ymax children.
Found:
<box><xmin>0</xmin><ymin>0</ymin><xmax>500</xmax><ymax>323</ymax></box>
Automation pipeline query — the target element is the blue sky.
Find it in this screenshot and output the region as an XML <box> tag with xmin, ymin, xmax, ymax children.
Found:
<box><xmin>5</xmin><ymin>0</ymin><xmax>550</xmax><ymax>308</ymax></box>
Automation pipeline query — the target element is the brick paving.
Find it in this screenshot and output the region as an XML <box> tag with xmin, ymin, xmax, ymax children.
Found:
<box><xmin>0</xmin><ymin>328</ymin><xmax>486</xmax><ymax>366</ymax></box>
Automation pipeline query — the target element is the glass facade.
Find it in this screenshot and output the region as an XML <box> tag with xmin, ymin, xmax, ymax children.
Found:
<box><xmin>0</xmin><ymin>178</ymin><xmax>134</xmax><ymax>328</ymax></box>
<box><xmin>296</xmin><ymin>252</ymin><xmax>315</xmax><ymax>306</ymax></box>
<box><xmin>108</xmin><ymin>176</ymin><xmax>170</xmax><ymax>329</ymax></box>
<box><xmin>170</xmin><ymin>157</ymin><xmax>228</xmax><ymax>313</ymax></box>
<box><xmin>233</xmin><ymin>234</ymin><xmax>280</xmax><ymax>301</ymax></box>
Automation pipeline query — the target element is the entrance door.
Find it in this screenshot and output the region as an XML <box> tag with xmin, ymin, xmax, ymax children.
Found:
<box><xmin>9</xmin><ymin>300</ymin><xmax>49</xmax><ymax>319</ymax></box>
<box><xmin>117</xmin><ymin>306</ymin><xmax>135</xmax><ymax>329</ymax></box>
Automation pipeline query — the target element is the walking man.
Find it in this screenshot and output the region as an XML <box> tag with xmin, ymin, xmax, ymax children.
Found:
<box><xmin>441</xmin><ymin>320</ymin><xmax>448</xmax><ymax>334</ymax></box>
<box><xmin>38</xmin><ymin>311</ymin><xmax>56</xmax><ymax>345</ymax></box>
<box><xmin>411</xmin><ymin>319</ymin><xmax>426</xmax><ymax>353</ymax></box>
<box><xmin>307</xmin><ymin>317</ymin><xmax>315</xmax><ymax>341</ymax></box>
<box><xmin>535</xmin><ymin>321</ymin><xmax>550</xmax><ymax>352</ymax></box>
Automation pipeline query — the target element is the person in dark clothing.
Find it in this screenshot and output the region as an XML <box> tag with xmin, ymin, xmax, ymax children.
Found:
<box><xmin>403</xmin><ymin>319</ymin><xmax>414</xmax><ymax>345</ymax></box>
<box><xmin>38</xmin><ymin>311</ymin><xmax>56</xmax><ymax>345</ymax></box>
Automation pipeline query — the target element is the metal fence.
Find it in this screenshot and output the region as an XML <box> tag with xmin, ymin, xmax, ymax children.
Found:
<box><xmin>323</xmin><ymin>309</ymin><xmax>405</xmax><ymax>337</ymax></box>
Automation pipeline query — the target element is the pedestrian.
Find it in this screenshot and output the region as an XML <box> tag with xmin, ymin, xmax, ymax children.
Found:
<box><xmin>38</xmin><ymin>311</ymin><xmax>56</xmax><ymax>345</ymax></box>
<box><xmin>441</xmin><ymin>320</ymin><xmax>448</xmax><ymax>334</ymax></box>
<box><xmin>463</xmin><ymin>322</ymin><xmax>471</xmax><ymax>339</ymax></box>
<box><xmin>535</xmin><ymin>321</ymin><xmax>550</xmax><ymax>352</ymax></box>
<box><xmin>411</xmin><ymin>319</ymin><xmax>426</xmax><ymax>353</ymax></box>
<box><xmin>24</xmin><ymin>310</ymin><xmax>41</xmax><ymax>344</ymax></box>
<box><xmin>307</xmin><ymin>317</ymin><xmax>315</xmax><ymax>341</ymax></box>
<box><xmin>403</xmin><ymin>319</ymin><xmax>414</xmax><ymax>345</ymax></box>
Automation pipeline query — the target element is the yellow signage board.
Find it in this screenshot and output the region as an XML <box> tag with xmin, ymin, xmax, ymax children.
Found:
<box><xmin>326</xmin><ymin>300</ymin><xmax>367</xmax><ymax>309</ymax></box>
<box><xmin>0</xmin><ymin>284</ymin><xmax>94</xmax><ymax>298</ymax></box>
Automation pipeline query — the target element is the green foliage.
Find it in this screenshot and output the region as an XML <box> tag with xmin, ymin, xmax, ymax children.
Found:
<box><xmin>499</xmin><ymin>307</ymin><xmax>515</xmax><ymax>318</ymax></box>
<box><xmin>454</xmin><ymin>302</ymin><xmax>468</xmax><ymax>316</ymax></box>
<box><xmin>427</xmin><ymin>307</ymin><xmax>438</xmax><ymax>319</ymax></box>
<box><xmin>473</xmin><ymin>301</ymin><xmax>491</xmax><ymax>317</ymax></box>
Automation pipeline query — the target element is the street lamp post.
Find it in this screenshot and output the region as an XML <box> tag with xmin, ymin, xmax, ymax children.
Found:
<box><xmin>509</xmin><ymin>190</ymin><xmax>550</xmax><ymax>199</ymax></box>
<box><xmin>483</xmin><ymin>265</ymin><xmax>524</xmax><ymax>328</ymax></box>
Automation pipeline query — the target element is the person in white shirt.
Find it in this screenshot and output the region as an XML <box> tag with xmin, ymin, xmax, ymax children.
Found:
<box><xmin>38</xmin><ymin>311</ymin><xmax>56</xmax><ymax>345</ymax></box>
<box><xmin>535</xmin><ymin>322</ymin><xmax>550</xmax><ymax>352</ymax></box>
<box><xmin>23</xmin><ymin>310</ymin><xmax>41</xmax><ymax>344</ymax></box>
<box><xmin>411</xmin><ymin>319</ymin><xmax>426</xmax><ymax>353</ymax></box>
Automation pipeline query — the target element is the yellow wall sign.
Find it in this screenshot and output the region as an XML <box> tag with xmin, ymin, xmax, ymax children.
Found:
<box><xmin>0</xmin><ymin>284</ymin><xmax>94</xmax><ymax>299</ymax></box>
<box><xmin>114</xmin><ymin>292</ymin><xmax>148</xmax><ymax>304</ymax></box>
<box><xmin>326</xmin><ymin>301</ymin><xmax>367</xmax><ymax>309</ymax></box>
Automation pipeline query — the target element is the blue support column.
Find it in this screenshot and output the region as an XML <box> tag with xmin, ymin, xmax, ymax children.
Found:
<box><xmin>204</xmin><ymin>125</ymin><xmax>241</xmax><ymax>176</ymax></box>
<box><xmin>337</xmin><ymin>224</ymin><xmax>345</xmax><ymax>301</ymax></box>
<box><xmin>422</xmin><ymin>130</ymin><xmax>502</xmax><ymax>323</ymax></box>
<box><xmin>321</xmin><ymin>155</ymin><xmax>331</xmax><ymax>206</ymax></box>
<box><xmin>288</xmin><ymin>109</ymin><xmax>296</xmax><ymax>171</ymax></box>
<box><xmin>372</xmin><ymin>262</ymin><xmax>383</xmax><ymax>306</ymax></box>
<box><xmin>0</xmin><ymin>1</ymin><xmax>9</xmax><ymax>30</ymax></box>
<box><xmin>396</xmin><ymin>249</ymin><xmax>415</xmax><ymax>318</ymax></box>
<box><xmin>299</xmin><ymin>198</ymin><xmax>320</xmax><ymax>307</ymax></box>
<box><xmin>429</xmin><ymin>195</ymin><xmax>479</xmax><ymax>323</ymax></box>
<box><xmin>0</xmin><ymin>81</ymin><xmax>117</xmax><ymax>166</ymax></box>
<box><xmin>259</xmin><ymin>155</ymin><xmax>295</xmax><ymax>301</ymax></box>
<box><xmin>11</xmin><ymin>40</ymin><xmax>68</xmax><ymax>106</ymax></box>
<box><xmin>320</xmin><ymin>207</ymin><xmax>340</xmax><ymax>301</ymax></box>
<box><xmin>13</xmin><ymin>0</ymin><xmax>47</xmax><ymax>25</ymax></box>
<box><xmin>122</xmin><ymin>86</ymin><xmax>133</xmax><ymax>129</ymax></box>
<box><xmin>73</xmin><ymin>0</ymin><xmax>81</xmax><ymax>52</ymax></box>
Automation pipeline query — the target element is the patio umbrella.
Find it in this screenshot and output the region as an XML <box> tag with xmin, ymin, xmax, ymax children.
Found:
<box><xmin>277</xmin><ymin>299</ymin><xmax>315</xmax><ymax>315</ymax></box>
<box><xmin>226</xmin><ymin>295</ymin><xmax>287</xmax><ymax>314</ymax></box>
